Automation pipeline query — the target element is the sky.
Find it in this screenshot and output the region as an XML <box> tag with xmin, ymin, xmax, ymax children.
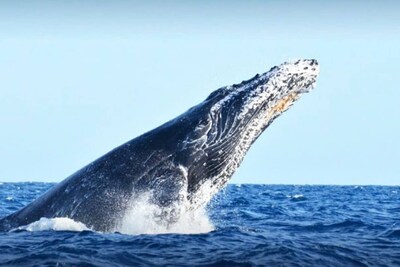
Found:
<box><xmin>0</xmin><ymin>1</ymin><xmax>399</xmax><ymax>185</ymax></box>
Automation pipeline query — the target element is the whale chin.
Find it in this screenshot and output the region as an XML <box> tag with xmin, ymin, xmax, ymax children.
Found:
<box><xmin>0</xmin><ymin>59</ymin><xmax>320</xmax><ymax>232</ymax></box>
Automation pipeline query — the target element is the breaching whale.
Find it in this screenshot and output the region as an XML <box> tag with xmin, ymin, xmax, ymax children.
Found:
<box><xmin>0</xmin><ymin>59</ymin><xmax>319</xmax><ymax>232</ymax></box>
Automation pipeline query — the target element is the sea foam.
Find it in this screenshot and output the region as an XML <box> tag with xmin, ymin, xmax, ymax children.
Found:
<box><xmin>14</xmin><ymin>217</ymin><xmax>90</xmax><ymax>232</ymax></box>
<box><xmin>13</xmin><ymin>196</ymin><xmax>214</xmax><ymax>235</ymax></box>
<box><xmin>117</xmin><ymin>193</ymin><xmax>214</xmax><ymax>235</ymax></box>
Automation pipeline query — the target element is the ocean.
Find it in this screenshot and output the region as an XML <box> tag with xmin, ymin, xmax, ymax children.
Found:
<box><xmin>0</xmin><ymin>182</ymin><xmax>399</xmax><ymax>266</ymax></box>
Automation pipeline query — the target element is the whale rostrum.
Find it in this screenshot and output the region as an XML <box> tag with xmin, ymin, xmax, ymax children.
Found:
<box><xmin>0</xmin><ymin>59</ymin><xmax>320</xmax><ymax>232</ymax></box>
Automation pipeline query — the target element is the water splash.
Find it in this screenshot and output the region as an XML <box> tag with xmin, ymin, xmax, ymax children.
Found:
<box><xmin>14</xmin><ymin>217</ymin><xmax>90</xmax><ymax>232</ymax></box>
<box><xmin>117</xmin><ymin>193</ymin><xmax>214</xmax><ymax>235</ymax></box>
<box><xmin>10</xmin><ymin>194</ymin><xmax>214</xmax><ymax>235</ymax></box>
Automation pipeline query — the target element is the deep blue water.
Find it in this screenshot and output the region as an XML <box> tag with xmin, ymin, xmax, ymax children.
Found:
<box><xmin>0</xmin><ymin>182</ymin><xmax>399</xmax><ymax>266</ymax></box>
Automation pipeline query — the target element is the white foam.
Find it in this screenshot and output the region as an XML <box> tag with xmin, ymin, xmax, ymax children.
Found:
<box><xmin>14</xmin><ymin>217</ymin><xmax>90</xmax><ymax>232</ymax></box>
<box><xmin>11</xmin><ymin>199</ymin><xmax>214</xmax><ymax>235</ymax></box>
<box><xmin>117</xmin><ymin>193</ymin><xmax>214</xmax><ymax>235</ymax></box>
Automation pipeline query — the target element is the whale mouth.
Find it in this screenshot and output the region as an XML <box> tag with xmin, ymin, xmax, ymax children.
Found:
<box><xmin>216</xmin><ymin>58</ymin><xmax>320</xmax><ymax>128</ymax></box>
<box><xmin>260</xmin><ymin>59</ymin><xmax>319</xmax><ymax>118</ymax></box>
<box><xmin>244</xmin><ymin>59</ymin><xmax>320</xmax><ymax>121</ymax></box>
<box><xmin>265</xmin><ymin>59</ymin><xmax>319</xmax><ymax>95</ymax></box>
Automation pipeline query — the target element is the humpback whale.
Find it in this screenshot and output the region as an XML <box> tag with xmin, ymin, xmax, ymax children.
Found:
<box><xmin>0</xmin><ymin>59</ymin><xmax>320</xmax><ymax>232</ymax></box>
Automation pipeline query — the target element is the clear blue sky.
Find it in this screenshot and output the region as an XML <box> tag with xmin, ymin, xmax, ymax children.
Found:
<box><xmin>1</xmin><ymin>1</ymin><xmax>399</xmax><ymax>185</ymax></box>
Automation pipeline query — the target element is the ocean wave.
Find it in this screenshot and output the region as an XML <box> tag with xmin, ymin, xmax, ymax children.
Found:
<box><xmin>297</xmin><ymin>219</ymin><xmax>368</xmax><ymax>232</ymax></box>
<box><xmin>380</xmin><ymin>228</ymin><xmax>400</xmax><ymax>238</ymax></box>
<box><xmin>288</xmin><ymin>194</ymin><xmax>307</xmax><ymax>202</ymax></box>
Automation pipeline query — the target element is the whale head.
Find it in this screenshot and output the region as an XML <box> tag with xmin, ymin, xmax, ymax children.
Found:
<box><xmin>178</xmin><ymin>59</ymin><xmax>320</xmax><ymax>207</ymax></box>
